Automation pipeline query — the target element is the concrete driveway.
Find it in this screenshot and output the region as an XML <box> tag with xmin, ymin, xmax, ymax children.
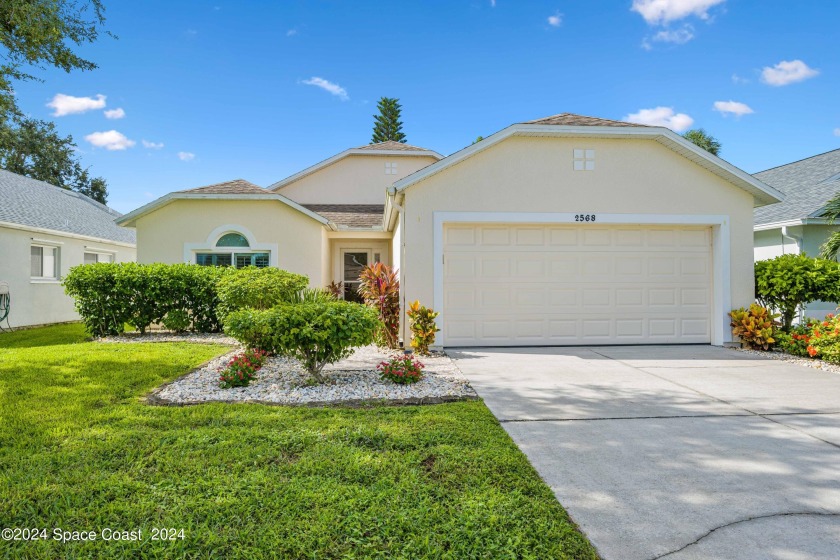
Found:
<box><xmin>448</xmin><ymin>345</ymin><xmax>840</xmax><ymax>560</ymax></box>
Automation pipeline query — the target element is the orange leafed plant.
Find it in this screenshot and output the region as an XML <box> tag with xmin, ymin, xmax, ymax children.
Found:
<box><xmin>729</xmin><ymin>304</ymin><xmax>779</xmax><ymax>350</ymax></box>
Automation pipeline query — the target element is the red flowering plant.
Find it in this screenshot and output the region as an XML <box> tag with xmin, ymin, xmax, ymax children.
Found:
<box><xmin>219</xmin><ymin>348</ymin><xmax>270</xmax><ymax>388</ymax></box>
<box><xmin>776</xmin><ymin>318</ymin><xmax>820</xmax><ymax>358</ymax></box>
<box><xmin>804</xmin><ymin>313</ymin><xmax>840</xmax><ymax>363</ymax></box>
<box><xmin>377</xmin><ymin>354</ymin><xmax>424</xmax><ymax>385</ymax></box>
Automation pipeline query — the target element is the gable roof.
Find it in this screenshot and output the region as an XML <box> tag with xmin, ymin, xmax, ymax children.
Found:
<box><xmin>178</xmin><ymin>179</ymin><xmax>269</xmax><ymax>195</ymax></box>
<box><xmin>753</xmin><ymin>149</ymin><xmax>840</xmax><ymax>227</ymax></box>
<box><xmin>390</xmin><ymin>112</ymin><xmax>784</xmax><ymax>207</ymax></box>
<box><xmin>302</xmin><ymin>204</ymin><xmax>384</xmax><ymax>229</ymax></box>
<box><xmin>116</xmin><ymin>179</ymin><xmax>332</xmax><ymax>229</ymax></box>
<box><xmin>524</xmin><ymin>113</ymin><xmax>649</xmax><ymax>127</ymax></box>
<box><xmin>268</xmin><ymin>143</ymin><xmax>444</xmax><ymax>192</ymax></box>
<box><xmin>0</xmin><ymin>169</ymin><xmax>136</xmax><ymax>245</ymax></box>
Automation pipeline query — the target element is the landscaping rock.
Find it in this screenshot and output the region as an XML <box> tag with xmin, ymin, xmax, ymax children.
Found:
<box><xmin>736</xmin><ymin>347</ymin><xmax>840</xmax><ymax>375</ymax></box>
<box><xmin>98</xmin><ymin>332</ymin><xmax>240</xmax><ymax>345</ymax></box>
<box><xmin>147</xmin><ymin>345</ymin><xmax>477</xmax><ymax>407</ymax></box>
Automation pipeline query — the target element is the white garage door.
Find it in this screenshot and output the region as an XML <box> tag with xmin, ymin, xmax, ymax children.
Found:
<box><xmin>443</xmin><ymin>224</ymin><xmax>712</xmax><ymax>346</ymax></box>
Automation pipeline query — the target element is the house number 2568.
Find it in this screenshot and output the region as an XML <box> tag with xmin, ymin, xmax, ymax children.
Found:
<box><xmin>574</xmin><ymin>214</ymin><xmax>596</xmax><ymax>222</ymax></box>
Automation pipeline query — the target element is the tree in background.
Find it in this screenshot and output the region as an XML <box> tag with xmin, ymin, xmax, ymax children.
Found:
<box><xmin>819</xmin><ymin>192</ymin><xmax>840</xmax><ymax>260</ymax></box>
<box><xmin>0</xmin><ymin>0</ymin><xmax>111</xmax><ymax>203</ymax></box>
<box><xmin>682</xmin><ymin>128</ymin><xmax>722</xmax><ymax>156</ymax></box>
<box><xmin>472</xmin><ymin>136</ymin><xmax>484</xmax><ymax>144</ymax></box>
<box><xmin>371</xmin><ymin>97</ymin><xmax>406</xmax><ymax>143</ymax></box>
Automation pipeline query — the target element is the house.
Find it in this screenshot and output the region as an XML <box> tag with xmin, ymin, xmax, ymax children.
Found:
<box><xmin>0</xmin><ymin>170</ymin><xmax>136</xmax><ymax>328</ymax></box>
<box><xmin>118</xmin><ymin>113</ymin><xmax>783</xmax><ymax>347</ymax></box>
<box><xmin>753</xmin><ymin>148</ymin><xmax>840</xmax><ymax>317</ymax></box>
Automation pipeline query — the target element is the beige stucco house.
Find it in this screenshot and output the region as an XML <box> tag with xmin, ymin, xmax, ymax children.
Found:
<box><xmin>118</xmin><ymin>113</ymin><xmax>784</xmax><ymax>347</ymax></box>
<box><xmin>0</xmin><ymin>170</ymin><xmax>136</xmax><ymax>328</ymax></box>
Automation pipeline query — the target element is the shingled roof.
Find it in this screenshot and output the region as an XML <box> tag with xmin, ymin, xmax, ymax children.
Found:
<box><xmin>0</xmin><ymin>169</ymin><xmax>136</xmax><ymax>244</ymax></box>
<box><xmin>523</xmin><ymin>113</ymin><xmax>650</xmax><ymax>127</ymax></box>
<box><xmin>753</xmin><ymin>149</ymin><xmax>840</xmax><ymax>226</ymax></box>
<box><xmin>356</xmin><ymin>140</ymin><xmax>434</xmax><ymax>152</ymax></box>
<box><xmin>178</xmin><ymin>179</ymin><xmax>268</xmax><ymax>195</ymax></box>
<box><xmin>303</xmin><ymin>204</ymin><xmax>384</xmax><ymax>229</ymax></box>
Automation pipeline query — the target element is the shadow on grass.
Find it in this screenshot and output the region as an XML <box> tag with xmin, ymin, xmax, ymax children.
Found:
<box><xmin>0</xmin><ymin>323</ymin><xmax>89</xmax><ymax>349</ymax></box>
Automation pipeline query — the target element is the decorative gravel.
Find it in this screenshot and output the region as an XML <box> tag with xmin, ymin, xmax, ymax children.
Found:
<box><xmin>98</xmin><ymin>332</ymin><xmax>240</xmax><ymax>345</ymax></box>
<box><xmin>147</xmin><ymin>345</ymin><xmax>478</xmax><ymax>407</ymax></box>
<box><xmin>735</xmin><ymin>347</ymin><xmax>840</xmax><ymax>374</ymax></box>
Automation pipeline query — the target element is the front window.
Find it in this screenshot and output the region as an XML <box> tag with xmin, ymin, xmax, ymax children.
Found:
<box><xmin>31</xmin><ymin>245</ymin><xmax>58</xmax><ymax>279</ymax></box>
<box><xmin>195</xmin><ymin>232</ymin><xmax>269</xmax><ymax>268</ymax></box>
<box><xmin>342</xmin><ymin>251</ymin><xmax>368</xmax><ymax>303</ymax></box>
<box><xmin>84</xmin><ymin>252</ymin><xmax>115</xmax><ymax>265</ymax></box>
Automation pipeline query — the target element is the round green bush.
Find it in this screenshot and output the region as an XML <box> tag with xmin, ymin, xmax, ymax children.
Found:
<box><xmin>216</xmin><ymin>267</ymin><xmax>309</xmax><ymax>320</ymax></box>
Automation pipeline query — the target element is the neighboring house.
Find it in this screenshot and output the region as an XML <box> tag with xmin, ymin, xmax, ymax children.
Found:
<box><xmin>118</xmin><ymin>114</ymin><xmax>783</xmax><ymax>347</ymax></box>
<box><xmin>0</xmin><ymin>170</ymin><xmax>137</xmax><ymax>328</ymax></box>
<box><xmin>753</xmin><ymin>148</ymin><xmax>840</xmax><ymax>318</ymax></box>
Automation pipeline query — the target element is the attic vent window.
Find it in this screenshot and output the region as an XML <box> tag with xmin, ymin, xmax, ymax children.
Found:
<box><xmin>385</xmin><ymin>162</ymin><xmax>398</xmax><ymax>175</ymax></box>
<box><xmin>574</xmin><ymin>149</ymin><xmax>595</xmax><ymax>171</ymax></box>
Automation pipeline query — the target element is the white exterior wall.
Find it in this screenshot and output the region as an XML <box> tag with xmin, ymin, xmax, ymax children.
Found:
<box><xmin>0</xmin><ymin>224</ymin><xmax>136</xmax><ymax>328</ymax></box>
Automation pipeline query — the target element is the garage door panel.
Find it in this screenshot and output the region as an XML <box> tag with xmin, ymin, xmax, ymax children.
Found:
<box><xmin>443</xmin><ymin>224</ymin><xmax>712</xmax><ymax>346</ymax></box>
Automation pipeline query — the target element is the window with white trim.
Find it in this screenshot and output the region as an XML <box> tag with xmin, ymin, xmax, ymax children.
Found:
<box><xmin>31</xmin><ymin>245</ymin><xmax>58</xmax><ymax>279</ymax></box>
<box><xmin>195</xmin><ymin>232</ymin><xmax>269</xmax><ymax>268</ymax></box>
<box><xmin>573</xmin><ymin>149</ymin><xmax>595</xmax><ymax>171</ymax></box>
<box><xmin>84</xmin><ymin>252</ymin><xmax>115</xmax><ymax>265</ymax></box>
<box><xmin>385</xmin><ymin>161</ymin><xmax>398</xmax><ymax>175</ymax></box>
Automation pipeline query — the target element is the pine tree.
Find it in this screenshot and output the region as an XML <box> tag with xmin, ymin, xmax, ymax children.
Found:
<box><xmin>371</xmin><ymin>97</ymin><xmax>406</xmax><ymax>143</ymax></box>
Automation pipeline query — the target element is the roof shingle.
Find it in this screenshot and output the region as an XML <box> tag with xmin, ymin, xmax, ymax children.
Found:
<box><xmin>753</xmin><ymin>149</ymin><xmax>840</xmax><ymax>226</ymax></box>
<box><xmin>523</xmin><ymin>113</ymin><xmax>650</xmax><ymax>127</ymax></box>
<box><xmin>178</xmin><ymin>179</ymin><xmax>268</xmax><ymax>195</ymax></box>
<box><xmin>0</xmin><ymin>169</ymin><xmax>136</xmax><ymax>244</ymax></box>
<box><xmin>302</xmin><ymin>204</ymin><xmax>384</xmax><ymax>229</ymax></box>
<box><xmin>356</xmin><ymin>140</ymin><xmax>433</xmax><ymax>152</ymax></box>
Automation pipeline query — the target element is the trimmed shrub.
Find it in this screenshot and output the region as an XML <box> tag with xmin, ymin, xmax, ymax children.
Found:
<box><xmin>223</xmin><ymin>301</ymin><xmax>379</xmax><ymax>383</ymax></box>
<box><xmin>755</xmin><ymin>254</ymin><xmax>840</xmax><ymax>331</ymax></box>
<box><xmin>407</xmin><ymin>300</ymin><xmax>440</xmax><ymax>356</ymax></box>
<box><xmin>216</xmin><ymin>267</ymin><xmax>309</xmax><ymax>320</ymax></box>
<box><xmin>358</xmin><ymin>262</ymin><xmax>400</xmax><ymax>349</ymax></box>
<box><xmin>162</xmin><ymin>309</ymin><xmax>191</xmax><ymax>333</ymax></box>
<box><xmin>729</xmin><ymin>304</ymin><xmax>778</xmax><ymax>350</ymax></box>
<box><xmin>801</xmin><ymin>314</ymin><xmax>840</xmax><ymax>363</ymax></box>
<box><xmin>62</xmin><ymin>262</ymin><xmax>124</xmax><ymax>337</ymax></box>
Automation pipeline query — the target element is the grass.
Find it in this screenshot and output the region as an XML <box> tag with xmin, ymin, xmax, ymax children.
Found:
<box><xmin>0</xmin><ymin>323</ymin><xmax>597</xmax><ymax>559</ymax></box>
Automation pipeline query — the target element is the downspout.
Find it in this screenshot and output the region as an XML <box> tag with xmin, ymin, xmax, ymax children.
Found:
<box><xmin>781</xmin><ymin>225</ymin><xmax>805</xmax><ymax>323</ymax></box>
<box><xmin>389</xmin><ymin>188</ymin><xmax>407</xmax><ymax>347</ymax></box>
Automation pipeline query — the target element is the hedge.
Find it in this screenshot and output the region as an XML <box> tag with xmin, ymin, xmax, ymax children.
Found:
<box><xmin>63</xmin><ymin>264</ymin><xmax>309</xmax><ymax>337</ymax></box>
<box><xmin>216</xmin><ymin>267</ymin><xmax>308</xmax><ymax>320</ymax></box>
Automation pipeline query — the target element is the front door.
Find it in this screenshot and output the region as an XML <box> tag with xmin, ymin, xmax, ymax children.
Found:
<box><xmin>342</xmin><ymin>251</ymin><xmax>369</xmax><ymax>303</ymax></box>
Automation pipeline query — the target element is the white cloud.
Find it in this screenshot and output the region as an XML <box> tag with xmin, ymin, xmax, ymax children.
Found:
<box><xmin>623</xmin><ymin>106</ymin><xmax>694</xmax><ymax>131</ymax></box>
<box><xmin>490</xmin><ymin>0</ymin><xmax>496</xmax><ymax>5</ymax></box>
<box><xmin>834</xmin><ymin>128</ymin><xmax>840</xmax><ymax>137</ymax></box>
<box><xmin>47</xmin><ymin>93</ymin><xmax>106</xmax><ymax>116</ymax></box>
<box><xmin>731</xmin><ymin>73</ymin><xmax>749</xmax><ymax>84</ymax></box>
<box><xmin>286</xmin><ymin>28</ymin><xmax>298</xmax><ymax>37</ymax></box>
<box><xmin>144</xmin><ymin>191</ymin><xmax>155</xmax><ymax>198</ymax></box>
<box><xmin>301</xmin><ymin>77</ymin><xmax>349</xmax><ymax>101</ymax></box>
<box><xmin>761</xmin><ymin>59</ymin><xmax>819</xmax><ymax>86</ymax></box>
<box><xmin>713</xmin><ymin>100</ymin><xmax>754</xmax><ymax>117</ymax></box>
<box><xmin>142</xmin><ymin>140</ymin><xmax>164</xmax><ymax>149</ymax></box>
<box><xmin>84</xmin><ymin>130</ymin><xmax>135</xmax><ymax>151</ymax></box>
<box><xmin>178</xmin><ymin>151</ymin><xmax>196</xmax><ymax>161</ymax></box>
<box><xmin>631</xmin><ymin>0</ymin><xmax>725</xmax><ymax>25</ymax></box>
<box><xmin>651</xmin><ymin>24</ymin><xmax>694</xmax><ymax>44</ymax></box>
<box><xmin>547</xmin><ymin>12</ymin><xmax>562</xmax><ymax>27</ymax></box>
<box><xmin>104</xmin><ymin>107</ymin><xmax>125</xmax><ymax>119</ymax></box>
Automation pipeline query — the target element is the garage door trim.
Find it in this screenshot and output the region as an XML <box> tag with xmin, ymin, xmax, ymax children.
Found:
<box><xmin>432</xmin><ymin>212</ymin><xmax>731</xmax><ymax>346</ymax></box>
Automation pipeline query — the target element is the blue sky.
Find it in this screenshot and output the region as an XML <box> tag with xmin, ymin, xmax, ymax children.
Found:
<box><xmin>13</xmin><ymin>0</ymin><xmax>840</xmax><ymax>213</ymax></box>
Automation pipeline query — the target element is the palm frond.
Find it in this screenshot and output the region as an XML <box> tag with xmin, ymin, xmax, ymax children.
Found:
<box><xmin>819</xmin><ymin>232</ymin><xmax>840</xmax><ymax>260</ymax></box>
<box><xmin>818</xmin><ymin>190</ymin><xmax>840</xmax><ymax>223</ymax></box>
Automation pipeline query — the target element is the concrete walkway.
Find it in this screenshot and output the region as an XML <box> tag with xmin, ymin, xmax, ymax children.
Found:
<box><xmin>449</xmin><ymin>346</ymin><xmax>840</xmax><ymax>560</ymax></box>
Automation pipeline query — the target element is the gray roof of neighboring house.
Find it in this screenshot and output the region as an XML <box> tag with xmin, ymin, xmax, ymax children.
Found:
<box><xmin>753</xmin><ymin>149</ymin><xmax>840</xmax><ymax>226</ymax></box>
<box><xmin>523</xmin><ymin>113</ymin><xmax>650</xmax><ymax>127</ymax></box>
<box><xmin>178</xmin><ymin>179</ymin><xmax>269</xmax><ymax>195</ymax></box>
<box><xmin>302</xmin><ymin>204</ymin><xmax>384</xmax><ymax>229</ymax></box>
<box><xmin>0</xmin><ymin>169</ymin><xmax>136</xmax><ymax>244</ymax></box>
<box><xmin>356</xmin><ymin>140</ymin><xmax>433</xmax><ymax>152</ymax></box>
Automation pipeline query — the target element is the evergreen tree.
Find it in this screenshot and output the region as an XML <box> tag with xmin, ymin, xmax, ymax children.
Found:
<box><xmin>371</xmin><ymin>97</ymin><xmax>406</xmax><ymax>143</ymax></box>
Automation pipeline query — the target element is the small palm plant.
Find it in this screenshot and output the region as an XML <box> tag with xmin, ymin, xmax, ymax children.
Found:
<box><xmin>819</xmin><ymin>191</ymin><xmax>840</xmax><ymax>260</ymax></box>
<box><xmin>357</xmin><ymin>262</ymin><xmax>400</xmax><ymax>349</ymax></box>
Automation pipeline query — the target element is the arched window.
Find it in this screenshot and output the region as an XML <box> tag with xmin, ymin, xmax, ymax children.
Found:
<box><xmin>195</xmin><ymin>231</ymin><xmax>269</xmax><ymax>268</ymax></box>
<box><xmin>216</xmin><ymin>233</ymin><xmax>250</xmax><ymax>247</ymax></box>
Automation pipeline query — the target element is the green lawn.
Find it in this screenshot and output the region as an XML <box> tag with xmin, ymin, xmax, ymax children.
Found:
<box><xmin>0</xmin><ymin>324</ymin><xmax>596</xmax><ymax>559</ymax></box>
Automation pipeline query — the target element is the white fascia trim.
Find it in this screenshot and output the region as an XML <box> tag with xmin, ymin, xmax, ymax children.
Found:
<box><xmin>268</xmin><ymin>148</ymin><xmax>444</xmax><ymax>192</ymax></box>
<box><xmin>392</xmin><ymin>124</ymin><xmax>784</xmax><ymax>206</ymax></box>
<box><xmin>115</xmin><ymin>193</ymin><xmax>332</xmax><ymax>228</ymax></box>
<box><xmin>432</xmin><ymin>212</ymin><xmax>731</xmax><ymax>347</ymax></box>
<box><xmin>753</xmin><ymin>218</ymin><xmax>831</xmax><ymax>232</ymax></box>
<box><xmin>0</xmin><ymin>220</ymin><xmax>136</xmax><ymax>248</ymax></box>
